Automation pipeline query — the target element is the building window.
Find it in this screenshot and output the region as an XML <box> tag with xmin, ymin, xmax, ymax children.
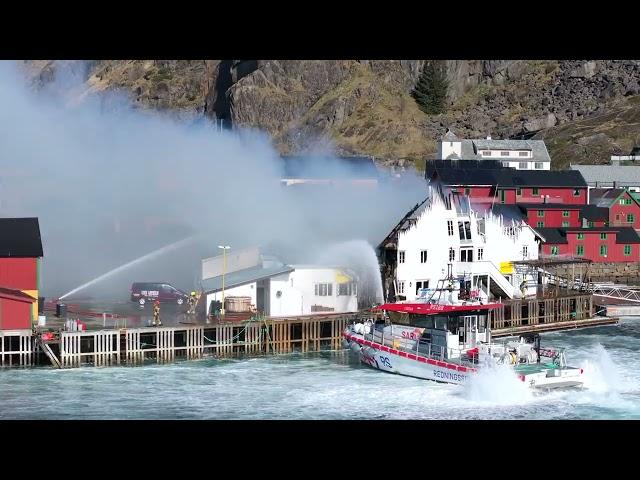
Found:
<box><xmin>573</xmin><ymin>188</ymin><xmax>581</xmax><ymax>196</ymax></box>
<box><xmin>576</xmin><ymin>245</ymin><xmax>584</xmax><ymax>256</ymax></box>
<box><xmin>562</xmin><ymin>221</ymin><xmax>570</xmax><ymax>227</ymax></box>
<box><xmin>522</xmin><ymin>245</ymin><xmax>528</xmax><ymax>257</ymax></box>
<box><xmin>516</xmin><ymin>188</ymin><xmax>522</xmax><ymax>196</ymax></box>
<box><xmin>460</xmin><ymin>248</ymin><xmax>474</xmax><ymax>262</ymax></box>
<box><xmin>458</xmin><ymin>221</ymin><xmax>472</xmax><ymax>240</ymax></box>
<box><xmin>482</xmin><ymin>150</ymin><xmax>491</xmax><ymax>156</ymax></box>
<box><xmin>537</xmin><ymin>210</ymin><xmax>545</xmax><ymax>217</ymax></box>
<box><xmin>315</xmin><ymin>283</ymin><xmax>333</xmax><ymax>296</ymax></box>
<box><xmin>562</xmin><ymin>210</ymin><xmax>570</xmax><ymax>217</ymax></box>
<box><xmin>420</xmin><ymin>250</ymin><xmax>428</xmax><ymax>263</ymax></box>
<box><xmin>477</xmin><ymin>248</ymin><xmax>484</xmax><ymax>260</ymax></box>
<box><xmin>449</xmin><ymin>248</ymin><xmax>455</xmax><ymax>262</ymax></box>
<box><xmin>537</xmin><ymin>221</ymin><xmax>544</xmax><ymax>228</ymax></box>
<box><xmin>600</xmin><ymin>245</ymin><xmax>608</xmax><ymax>257</ymax></box>
<box><xmin>416</xmin><ymin>280</ymin><xmax>429</xmax><ymax>296</ymax></box>
<box><xmin>551</xmin><ymin>246</ymin><xmax>559</xmax><ymax>256</ymax></box>
<box><xmin>518</xmin><ymin>151</ymin><xmax>529</xmax><ymax>157</ymax></box>
<box><xmin>465</xmin><ymin>187</ymin><xmax>471</xmax><ymax>195</ymax></box>
<box><xmin>588</xmin><ymin>221</ymin><xmax>594</xmax><ymax>228</ymax></box>
<box><xmin>532</xmin><ymin>188</ymin><xmax>539</xmax><ymax>195</ymax></box>
<box><xmin>502</xmin><ymin>162</ymin><xmax>509</xmax><ymax>167</ymax></box>
<box><xmin>398</xmin><ymin>251</ymin><xmax>405</xmax><ymax>263</ymax></box>
<box><xmin>499</xmin><ymin>190</ymin><xmax>506</xmax><ymax>204</ymax></box>
<box><xmin>577</xmin><ymin>233</ymin><xmax>585</xmax><ymax>240</ymax></box>
<box><xmin>535</xmin><ymin>162</ymin><xmax>544</xmax><ymax>169</ymax></box>
<box><xmin>397</xmin><ymin>281</ymin><xmax>405</xmax><ymax>295</ymax></box>
<box><xmin>620</xmin><ymin>198</ymin><xmax>633</xmax><ymax>205</ymax></box>
<box><xmin>338</xmin><ymin>282</ymin><xmax>357</xmax><ymax>296</ymax></box>
<box><xmin>624</xmin><ymin>245</ymin><xmax>632</xmax><ymax>256</ymax></box>
<box><xmin>447</xmin><ymin>220</ymin><xmax>454</xmax><ymax>236</ymax></box>
<box><xmin>518</xmin><ymin>162</ymin><xmax>528</xmax><ymax>169</ymax></box>
<box><xmin>600</xmin><ymin>233</ymin><xmax>607</xmax><ymax>240</ymax></box>
<box><xmin>627</xmin><ymin>214</ymin><xmax>635</xmax><ymax>223</ymax></box>
<box><xmin>500</xmin><ymin>151</ymin><xmax>510</xmax><ymax>157</ymax></box>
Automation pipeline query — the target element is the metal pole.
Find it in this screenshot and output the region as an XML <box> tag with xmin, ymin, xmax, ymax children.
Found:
<box><xmin>221</xmin><ymin>248</ymin><xmax>226</xmax><ymax>316</ymax></box>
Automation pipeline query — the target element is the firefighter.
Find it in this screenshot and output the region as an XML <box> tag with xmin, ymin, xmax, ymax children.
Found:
<box><xmin>152</xmin><ymin>299</ymin><xmax>162</xmax><ymax>326</ymax></box>
<box><xmin>187</xmin><ymin>291</ymin><xmax>197</xmax><ymax>315</ymax></box>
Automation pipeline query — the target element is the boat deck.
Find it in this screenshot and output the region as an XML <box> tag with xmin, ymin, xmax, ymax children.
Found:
<box><xmin>513</xmin><ymin>362</ymin><xmax>558</xmax><ymax>374</ymax></box>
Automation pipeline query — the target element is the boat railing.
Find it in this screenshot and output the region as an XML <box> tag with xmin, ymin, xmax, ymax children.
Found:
<box><xmin>362</xmin><ymin>329</ymin><xmax>478</xmax><ymax>367</ymax></box>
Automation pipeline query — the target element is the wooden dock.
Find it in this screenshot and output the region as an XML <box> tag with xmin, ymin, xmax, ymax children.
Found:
<box><xmin>0</xmin><ymin>292</ymin><xmax>623</xmax><ymax>369</ymax></box>
<box><xmin>3</xmin><ymin>313</ymin><xmax>373</xmax><ymax>369</ymax></box>
<box><xmin>489</xmin><ymin>292</ymin><xmax>619</xmax><ymax>336</ymax></box>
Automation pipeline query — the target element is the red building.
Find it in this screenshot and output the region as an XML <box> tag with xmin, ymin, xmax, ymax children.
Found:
<box><xmin>589</xmin><ymin>188</ymin><xmax>640</xmax><ymax>230</ymax></box>
<box><xmin>0</xmin><ymin>287</ymin><xmax>36</xmax><ymax>330</ymax></box>
<box><xmin>0</xmin><ymin>218</ymin><xmax>43</xmax><ymax>328</ymax></box>
<box><xmin>517</xmin><ymin>204</ymin><xmax>583</xmax><ymax>228</ymax></box>
<box><xmin>538</xmin><ymin>227</ymin><xmax>640</xmax><ymax>263</ymax></box>
<box><xmin>426</xmin><ymin>160</ymin><xmax>588</xmax><ymax>206</ymax></box>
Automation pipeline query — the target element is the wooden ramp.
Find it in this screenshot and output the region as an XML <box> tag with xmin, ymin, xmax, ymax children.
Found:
<box><xmin>37</xmin><ymin>338</ymin><xmax>61</xmax><ymax>369</ymax></box>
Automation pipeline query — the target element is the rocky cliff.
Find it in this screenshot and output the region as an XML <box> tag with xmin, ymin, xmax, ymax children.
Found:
<box><xmin>20</xmin><ymin>59</ymin><xmax>640</xmax><ymax>170</ymax></box>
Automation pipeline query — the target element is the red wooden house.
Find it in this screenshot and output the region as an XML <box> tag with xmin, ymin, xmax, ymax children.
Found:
<box><xmin>589</xmin><ymin>188</ymin><xmax>640</xmax><ymax>230</ymax></box>
<box><xmin>0</xmin><ymin>218</ymin><xmax>43</xmax><ymax>329</ymax></box>
<box><xmin>538</xmin><ymin>227</ymin><xmax>640</xmax><ymax>263</ymax></box>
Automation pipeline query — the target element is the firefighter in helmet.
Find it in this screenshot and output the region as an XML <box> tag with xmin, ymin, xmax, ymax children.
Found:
<box><xmin>152</xmin><ymin>299</ymin><xmax>162</xmax><ymax>326</ymax></box>
<box><xmin>187</xmin><ymin>291</ymin><xmax>198</xmax><ymax>315</ymax></box>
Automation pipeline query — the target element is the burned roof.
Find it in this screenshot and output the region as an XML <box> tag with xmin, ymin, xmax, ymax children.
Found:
<box><xmin>280</xmin><ymin>155</ymin><xmax>378</xmax><ymax>179</ymax></box>
<box><xmin>0</xmin><ymin>218</ymin><xmax>43</xmax><ymax>257</ymax></box>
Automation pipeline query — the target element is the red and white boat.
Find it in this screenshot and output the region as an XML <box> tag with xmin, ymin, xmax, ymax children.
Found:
<box><xmin>343</xmin><ymin>283</ymin><xmax>584</xmax><ymax>390</ymax></box>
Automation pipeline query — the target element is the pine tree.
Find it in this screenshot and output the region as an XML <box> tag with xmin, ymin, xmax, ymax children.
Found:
<box><xmin>412</xmin><ymin>61</ymin><xmax>449</xmax><ymax>114</ymax></box>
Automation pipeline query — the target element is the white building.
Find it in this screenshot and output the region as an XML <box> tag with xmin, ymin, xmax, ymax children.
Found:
<box><xmin>201</xmin><ymin>249</ymin><xmax>358</xmax><ymax>317</ymax></box>
<box><xmin>437</xmin><ymin>129</ymin><xmax>551</xmax><ymax>170</ymax></box>
<box><xmin>380</xmin><ymin>182</ymin><xmax>541</xmax><ymax>302</ymax></box>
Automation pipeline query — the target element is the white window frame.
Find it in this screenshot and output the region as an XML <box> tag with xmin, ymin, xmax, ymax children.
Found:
<box><xmin>523</xmin><ymin>245</ymin><xmax>528</xmax><ymax>257</ymax></box>
<box><xmin>447</xmin><ymin>220</ymin><xmax>454</xmax><ymax>236</ymax></box>
<box><xmin>398</xmin><ymin>251</ymin><xmax>405</xmax><ymax>263</ymax></box>
<box><xmin>449</xmin><ymin>248</ymin><xmax>455</xmax><ymax>262</ymax></box>
<box><xmin>477</xmin><ymin>248</ymin><xmax>484</xmax><ymax>261</ymax></box>
<box><xmin>314</xmin><ymin>283</ymin><xmax>333</xmax><ymax>296</ymax></box>
<box><xmin>460</xmin><ymin>247</ymin><xmax>474</xmax><ymax>262</ymax></box>
<box><xmin>518</xmin><ymin>162</ymin><xmax>528</xmax><ymax>169</ymax></box>
<box><xmin>500</xmin><ymin>151</ymin><xmax>510</xmax><ymax>157</ymax></box>
<box><xmin>481</xmin><ymin>150</ymin><xmax>492</xmax><ymax>156</ymax></box>
<box><xmin>420</xmin><ymin>250</ymin><xmax>428</xmax><ymax>263</ymax></box>
<box><xmin>397</xmin><ymin>281</ymin><xmax>405</xmax><ymax>295</ymax></box>
<box><xmin>518</xmin><ymin>151</ymin><xmax>529</xmax><ymax>157</ymax></box>
<box><xmin>535</xmin><ymin>162</ymin><xmax>544</xmax><ymax>169</ymax></box>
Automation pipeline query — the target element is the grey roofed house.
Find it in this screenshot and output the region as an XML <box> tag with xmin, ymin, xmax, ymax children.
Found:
<box><xmin>200</xmin><ymin>263</ymin><xmax>295</xmax><ymax>294</ymax></box>
<box><xmin>570</xmin><ymin>164</ymin><xmax>640</xmax><ymax>188</ymax></box>
<box><xmin>438</xmin><ymin>129</ymin><xmax>551</xmax><ymax>163</ymax></box>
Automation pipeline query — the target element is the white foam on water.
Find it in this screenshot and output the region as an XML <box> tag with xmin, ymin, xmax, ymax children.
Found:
<box><xmin>580</xmin><ymin>344</ymin><xmax>623</xmax><ymax>394</ymax></box>
<box><xmin>461</xmin><ymin>363</ymin><xmax>534</xmax><ymax>406</ymax></box>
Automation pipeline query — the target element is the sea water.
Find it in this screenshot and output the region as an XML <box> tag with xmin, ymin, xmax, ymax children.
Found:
<box><xmin>1</xmin><ymin>320</ymin><xmax>639</xmax><ymax>419</ymax></box>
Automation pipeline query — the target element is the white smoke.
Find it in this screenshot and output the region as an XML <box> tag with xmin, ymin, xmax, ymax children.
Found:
<box><xmin>0</xmin><ymin>61</ymin><xmax>426</xmax><ymax>298</ymax></box>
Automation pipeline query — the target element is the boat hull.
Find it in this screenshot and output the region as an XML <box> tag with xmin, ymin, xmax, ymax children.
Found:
<box><xmin>344</xmin><ymin>330</ymin><xmax>584</xmax><ymax>389</ymax></box>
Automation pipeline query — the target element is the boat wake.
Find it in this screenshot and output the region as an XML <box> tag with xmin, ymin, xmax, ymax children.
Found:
<box><xmin>460</xmin><ymin>363</ymin><xmax>534</xmax><ymax>406</ymax></box>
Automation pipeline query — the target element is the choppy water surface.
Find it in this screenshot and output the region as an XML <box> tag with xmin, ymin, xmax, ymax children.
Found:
<box><xmin>2</xmin><ymin>320</ymin><xmax>639</xmax><ymax>419</ymax></box>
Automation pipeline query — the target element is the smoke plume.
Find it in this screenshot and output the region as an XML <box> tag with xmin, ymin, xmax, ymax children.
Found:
<box><xmin>0</xmin><ymin>61</ymin><xmax>426</xmax><ymax>298</ymax></box>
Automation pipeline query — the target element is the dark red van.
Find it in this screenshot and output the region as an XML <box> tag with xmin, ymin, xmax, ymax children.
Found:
<box><xmin>130</xmin><ymin>282</ymin><xmax>189</xmax><ymax>306</ymax></box>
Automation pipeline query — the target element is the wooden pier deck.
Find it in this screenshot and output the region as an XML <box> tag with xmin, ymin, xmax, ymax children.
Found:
<box><xmin>0</xmin><ymin>292</ymin><xmax>623</xmax><ymax>369</ymax></box>
<box><xmin>4</xmin><ymin>312</ymin><xmax>375</xmax><ymax>369</ymax></box>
